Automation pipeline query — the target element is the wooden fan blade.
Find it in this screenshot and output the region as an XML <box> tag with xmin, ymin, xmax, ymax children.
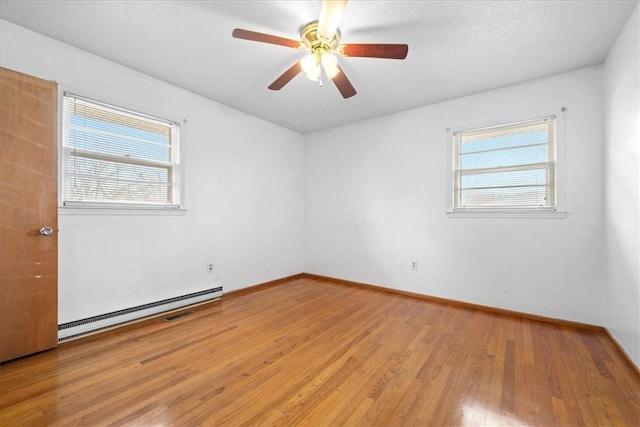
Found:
<box><xmin>232</xmin><ymin>28</ymin><xmax>300</xmax><ymax>49</ymax></box>
<box><xmin>331</xmin><ymin>65</ymin><xmax>356</xmax><ymax>99</ymax></box>
<box><xmin>318</xmin><ymin>0</ymin><xmax>348</xmax><ymax>39</ymax></box>
<box><xmin>340</xmin><ymin>43</ymin><xmax>408</xmax><ymax>59</ymax></box>
<box><xmin>268</xmin><ymin>62</ymin><xmax>303</xmax><ymax>90</ymax></box>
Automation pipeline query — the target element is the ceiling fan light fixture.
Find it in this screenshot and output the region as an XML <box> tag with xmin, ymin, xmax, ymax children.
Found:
<box><xmin>301</xmin><ymin>52</ymin><xmax>340</xmax><ymax>81</ymax></box>
<box><xmin>301</xmin><ymin>54</ymin><xmax>321</xmax><ymax>81</ymax></box>
<box><xmin>305</xmin><ymin>69</ymin><xmax>321</xmax><ymax>82</ymax></box>
<box><xmin>321</xmin><ymin>53</ymin><xmax>340</xmax><ymax>79</ymax></box>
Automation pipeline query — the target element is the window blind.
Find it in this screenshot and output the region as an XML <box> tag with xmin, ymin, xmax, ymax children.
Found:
<box><xmin>62</xmin><ymin>94</ymin><xmax>180</xmax><ymax>207</ymax></box>
<box><xmin>453</xmin><ymin>117</ymin><xmax>555</xmax><ymax>209</ymax></box>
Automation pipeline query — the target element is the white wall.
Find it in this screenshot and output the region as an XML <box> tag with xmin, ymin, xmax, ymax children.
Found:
<box><xmin>0</xmin><ymin>20</ymin><xmax>304</xmax><ymax>323</ymax></box>
<box><xmin>603</xmin><ymin>4</ymin><xmax>640</xmax><ymax>367</ymax></box>
<box><xmin>305</xmin><ymin>67</ymin><xmax>605</xmax><ymax>325</ymax></box>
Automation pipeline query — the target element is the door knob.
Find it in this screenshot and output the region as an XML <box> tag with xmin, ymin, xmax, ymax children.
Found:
<box><xmin>39</xmin><ymin>227</ymin><xmax>54</xmax><ymax>236</ymax></box>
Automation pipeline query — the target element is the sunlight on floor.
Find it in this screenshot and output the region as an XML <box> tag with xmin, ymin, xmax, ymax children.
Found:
<box><xmin>462</xmin><ymin>402</ymin><xmax>530</xmax><ymax>426</ymax></box>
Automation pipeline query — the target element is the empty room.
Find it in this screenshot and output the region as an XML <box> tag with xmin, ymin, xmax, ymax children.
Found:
<box><xmin>1</xmin><ymin>0</ymin><xmax>639</xmax><ymax>425</ymax></box>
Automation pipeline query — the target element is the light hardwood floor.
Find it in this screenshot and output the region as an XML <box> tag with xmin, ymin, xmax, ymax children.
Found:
<box><xmin>1</xmin><ymin>276</ymin><xmax>638</xmax><ymax>426</ymax></box>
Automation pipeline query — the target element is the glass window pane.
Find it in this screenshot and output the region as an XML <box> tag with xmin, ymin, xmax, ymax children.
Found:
<box><xmin>461</xmin><ymin>168</ymin><xmax>549</xmax><ymax>190</ymax></box>
<box><xmin>460</xmin><ymin>186</ymin><xmax>550</xmax><ymax>207</ymax></box>
<box><xmin>460</xmin><ymin>129</ymin><xmax>548</xmax><ymax>154</ymax></box>
<box><xmin>454</xmin><ymin>117</ymin><xmax>554</xmax><ymax>209</ymax></box>
<box><xmin>62</xmin><ymin>94</ymin><xmax>179</xmax><ymax>206</ymax></box>
<box><xmin>460</xmin><ymin>144</ymin><xmax>548</xmax><ymax>170</ymax></box>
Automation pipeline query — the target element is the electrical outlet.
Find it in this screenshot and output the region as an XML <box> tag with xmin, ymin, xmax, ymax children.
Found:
<box><xmin>207</xmin><ymin>262</ymin><xmax>214</xmax><ymax>273</ymax></box>
<box><xmin>411</xmin><ymin>261</ymin><xmax>418</xmax><ymax>271</ymax></box>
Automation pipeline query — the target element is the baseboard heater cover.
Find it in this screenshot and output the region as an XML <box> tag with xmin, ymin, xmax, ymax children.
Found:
<box><xmin>58</xmin><ymin>286</ymin><xmax>223</xmax><ymax>342</ymax></box>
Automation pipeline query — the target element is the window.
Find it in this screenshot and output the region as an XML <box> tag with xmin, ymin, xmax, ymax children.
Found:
<box><xmin>452</xmin><ymin>116</ymin><xmax>556</xmax><ymax>210</ymax></box>
<box><xmin>62</xmin><ymin>94</ymin><xmax>181</xmax><ymax>208</ymax></box>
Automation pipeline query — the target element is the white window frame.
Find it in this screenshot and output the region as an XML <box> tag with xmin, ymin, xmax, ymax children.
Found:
<box><xmin>446</xmin><ymin>108</ymin><xmax>566</xmax><ymax>218</ymax></box>
<box><xmin>59</xmin><ymin>91</ymin><xmax>186</xmax><ymax>215</ymax></box>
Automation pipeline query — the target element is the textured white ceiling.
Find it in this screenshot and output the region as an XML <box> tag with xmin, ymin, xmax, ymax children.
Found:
<box><xmin>0</xmin><ymin>0</ymin><xmax>636</xmax><ymax>133</ymax></box>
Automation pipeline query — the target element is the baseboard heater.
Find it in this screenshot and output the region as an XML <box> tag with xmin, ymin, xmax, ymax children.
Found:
<box><xmin>58</xmin><ymin>286</ymin><xmax>223</xmax><ymax>342</ymax></box>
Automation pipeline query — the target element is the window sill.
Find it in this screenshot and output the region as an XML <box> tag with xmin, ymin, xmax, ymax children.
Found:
<box><xmin>59</xmin><ymin>205</ymin><xmax>188</xmax><ymax>216</ymax></box>
<box><xmin>446</xmin><ymin>210</ymin><xmax>567</xmax><ymax>219</ymax></box>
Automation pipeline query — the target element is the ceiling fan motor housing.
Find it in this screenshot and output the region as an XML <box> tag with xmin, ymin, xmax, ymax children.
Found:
<box><xmin>301</xmin><ymin>21</ymin><xmax>340</xmax><ymax>56</ymax></box>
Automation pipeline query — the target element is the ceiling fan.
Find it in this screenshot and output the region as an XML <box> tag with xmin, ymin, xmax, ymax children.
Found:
<box><xmin>232</xmin><ymin>0</ymin><xmax>408</xmax><ymax>99</ymax></box>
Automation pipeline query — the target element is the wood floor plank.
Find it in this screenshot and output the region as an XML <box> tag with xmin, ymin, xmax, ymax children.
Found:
<box><xmin>1</xmin><ymin>276</ymin><xmax>638</xmax><ymax>426</ymax></box>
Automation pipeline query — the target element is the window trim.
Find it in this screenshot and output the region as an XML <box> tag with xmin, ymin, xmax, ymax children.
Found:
<box><xmin>58</xmin><ymin>88</ymin><xmax>187</xmax><ymax>214</ymax></box>
<box><xmin>445</xmin><ymin>107</ymin><xmax>567</xmax><ymax>218</ymax></box>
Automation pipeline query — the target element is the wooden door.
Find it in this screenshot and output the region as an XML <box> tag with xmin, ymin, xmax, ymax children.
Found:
<box><xmin>0</xmin><ymin>67</ymin><xmax>58</xmax><ymax>362</ymax></box>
